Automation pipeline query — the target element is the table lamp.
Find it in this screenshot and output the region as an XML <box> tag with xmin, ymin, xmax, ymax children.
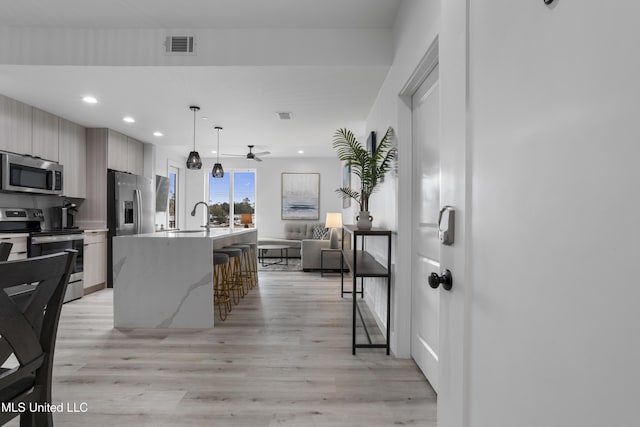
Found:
<box><xmin>325</xmin><ymin>212</ymin><xmax>343</xmax><ymax>249</ymax></box>
<box><xmin>241</xmin><ymin>213</ymin><xmax>253</xmax><ymax>228</ymax></box>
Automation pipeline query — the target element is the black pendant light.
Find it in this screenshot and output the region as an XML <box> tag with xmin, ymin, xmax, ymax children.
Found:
<box><xmin>212</xmin><ymin>126</ymin><xmax>224</xmax><ymax>178</ymax></box>
<box><xmin>186</xmin><ymin>106</ymin><xmax>202</xmax><ymax>170</ymax></box>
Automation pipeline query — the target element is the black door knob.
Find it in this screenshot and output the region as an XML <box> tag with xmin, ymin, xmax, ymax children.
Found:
<box><xmin>428</xmin><ymin>269</ymin><xmax>453</xmax><ymax>291</ymax></box>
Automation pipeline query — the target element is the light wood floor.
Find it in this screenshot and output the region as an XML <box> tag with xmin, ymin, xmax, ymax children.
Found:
<box><xmin>10</xmin><ymin>271</ymin><xmax>436</xmax><ymax>426</ymax></box>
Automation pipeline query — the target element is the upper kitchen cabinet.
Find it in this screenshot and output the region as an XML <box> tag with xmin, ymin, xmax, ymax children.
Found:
<box><xmin>106</xmin><ymin>130</ymin><xmax>144</xmax><ymax>175</ymax></box>
<box><xmin>127</xmin><ymin>137</ymin><xmax>144</xmax><ymax>176</ymax></box>
<box><xmin>0</xmin><ymin>94</ymin><xmax>32</xmax><ymax>154</ymax></box>
<box><xmin>59</xmin><ymin>118</ymin><xmax>86</xmax><ymax>198</ymax></box>
<box><xmin>80</xmin><ymin>128</ymin><xmax>149</xmax><ymax>228</ymax></box>
<box><xmin>107</xmin><ymin>130</ymin><xmax>128</xmax><ymax>172</ymax></box>
<box><xmin>32</xmin><ymin>108</ymin><xmax>59</xmax><ymax>161</ymax></box>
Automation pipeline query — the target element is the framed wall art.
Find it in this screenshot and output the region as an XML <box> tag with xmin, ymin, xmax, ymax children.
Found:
<box><xmin>366</xmin><ymin>131</ymin><xmax>377</xmax><ymax>156</ymax></box>
<box><xmin>342</xmin><ymin>164</ymin><xmax>351</xmax><ymax>208</ymax></box>
<box><xmin>281</xmin><ymin>172</ymin><xmax>320</xmax><ymax>220</ymax></box>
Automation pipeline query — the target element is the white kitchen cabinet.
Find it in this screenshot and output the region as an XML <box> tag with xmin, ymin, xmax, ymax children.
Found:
<box><xmin>59</xmin><ymin>118</ymin><xmax>86</xmax><ymax>198</ymax></box>
<box><xmin>0</xmin><ymin>94</ymin><xmax>32</xmax><ymax>155</ymax></box>
<box><xmin>0</xmin><ymin>234</ymin><xmax>28</xmax><ymax>261</ymax></box>
<box><xmin>32</xmin><ymin>108</ymin><xmax>59</xmax><ymax>161</ymax></box>
<box><xmin>127</xmin><ymin>137</ymin><xmax>144</xmax><ymax>176</ymax></box>
<box><xmin>83</xmin><ymin>231</ymin><xmax>107</xmax><ymax>290</ymax></box>
<box><xmin>107</xmin><ymin>130</ymin><xmax>128</xmax><ymax>172</ymax></box>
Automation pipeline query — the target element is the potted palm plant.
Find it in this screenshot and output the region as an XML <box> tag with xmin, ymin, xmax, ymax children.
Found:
<box><xmin>333</xmin><ymin>127</ymin><xmax>397</xmax><ymax>229</ymax></box>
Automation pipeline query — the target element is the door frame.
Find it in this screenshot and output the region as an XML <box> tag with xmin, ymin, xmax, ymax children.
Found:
<box><xmin>394</xmin><ymin>37</ymin><xmax>439</xmax><ymax>359</ymax></box>
<box><xmin>395</xmin><ymin>6</ymin><xmax>470</xmax><ymax>422</ymax></box>
<box><xmin>408</xmin><ymin>44</ymin><xmax>441</xmax><ymax>389</ymax></box>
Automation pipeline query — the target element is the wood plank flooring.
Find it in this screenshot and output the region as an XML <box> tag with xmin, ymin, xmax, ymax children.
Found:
<box><xmin>7</xmin><ymin>271</ymin><xmax>436</xmax><ymax>426</ymax></box>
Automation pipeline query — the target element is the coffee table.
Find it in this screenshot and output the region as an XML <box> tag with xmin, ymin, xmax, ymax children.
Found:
<box><xmin>257</xmin><ymin>244</ymin><xmax>289</xmax><ymax>267</ymax></box>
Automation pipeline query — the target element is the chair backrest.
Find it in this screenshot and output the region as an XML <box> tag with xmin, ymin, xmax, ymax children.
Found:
<box><xmin>0</xmin><ymin>250</ymin><xmax>76</xmax><ymax>424</ymax></box>
<box><xmin>0</xmin><ymin>241</ymin><xmax>13</xmax><ymax>262</ymax></box>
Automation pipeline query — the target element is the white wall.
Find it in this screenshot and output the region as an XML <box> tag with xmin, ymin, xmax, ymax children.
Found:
<box><xmin>156</xmin><ymin>148</ymin><xmax>343</xmax><ymax>236</ymax></box>
<box><xmin>353</xmin><ymin>0</ymin><xmax>441</xmax><ymax>358</ymax></box>
<box><xmin>466</xmin><ymin>1</ymin><xmax>640</xmax><ymax>426</ymax></box>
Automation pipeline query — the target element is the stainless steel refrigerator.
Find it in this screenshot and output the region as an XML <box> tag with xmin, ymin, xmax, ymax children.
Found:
<box><xmin>107</xmin><ymin>170</ymin><xmax>155</xmax><ymax>288</ymax></box>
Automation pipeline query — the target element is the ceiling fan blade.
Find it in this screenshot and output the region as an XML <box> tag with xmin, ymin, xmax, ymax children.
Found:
<box><xmin>221</xmin><ymin>153</ymin><xmax>246</xmax><ymax>157</ymax></box>
<box><xmin>253</xmin><ymin>151</ymin><xmax>270</xmax><ymax>156</ymax></box>
<box><xmin>253</xmin><ymin>156</ymin><xmax>263</xmax><ymax>162</ymax></box>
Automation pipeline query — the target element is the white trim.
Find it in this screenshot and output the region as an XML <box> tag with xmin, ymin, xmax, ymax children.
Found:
<box><xmin>166</xmin><ymin>159</ymin><xmax>183</xmax><ymax>230</ymax></box>
<box><xmin>393</xmin><ymin>36</ymin><xmax>440</xmax><ymax>358</ymax></box>
<box><xmin>206</xmin><ymin>168</ymin><xmax>257</xmax><ymax>228</ymax></box>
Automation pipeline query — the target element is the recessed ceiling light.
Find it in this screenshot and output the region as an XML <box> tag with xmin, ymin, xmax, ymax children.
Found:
<box><xmin>297</xmin><ymin>150</ymin><xmax>304</xmax><ymax>154</ymax></box>
<box><xmin>201</xmin><ymin>116</ymin><xmax>208</xmax><ymax>120</ymax></box>
<box><xmin>123</xmin><ymin>116</ymin><xmax>135</xmax><ymax>123</ymax></box>
<box><xmin>82</xmin><ymin>96</ymin><xmax>98</xmax><ymax>104</ymax></box>
<box><xmin>153</xmin><ymin>131</ymin><xmax>163</xmax><ymax>137</ymax></box>
<box><xmin>211</xmin><ymin>150</ymin><xmax>217</xmax><ymax>154</ymax></box>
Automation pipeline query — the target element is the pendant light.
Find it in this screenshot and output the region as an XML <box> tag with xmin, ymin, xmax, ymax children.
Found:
<box><xmin>212</xmin><ymin>126</ymin><xmax>225</xmax><ymax>178</ymax></box>
<box><xmin>186</xmin><ymin>106</ymin><xmax>202</xmax><ymax>169</ymax></box>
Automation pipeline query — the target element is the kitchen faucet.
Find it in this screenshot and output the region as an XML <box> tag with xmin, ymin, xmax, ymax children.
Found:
<box><xmin>190</xmin><ymin>201</ymin><xmax>211</xmax><ymax>232</ymax></box>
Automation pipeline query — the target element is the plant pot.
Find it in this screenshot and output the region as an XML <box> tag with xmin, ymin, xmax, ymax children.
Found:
<box><xmin>356</xmin><ymin>211</ymin><xmax>373</xmax><ymax>230</ymax></box>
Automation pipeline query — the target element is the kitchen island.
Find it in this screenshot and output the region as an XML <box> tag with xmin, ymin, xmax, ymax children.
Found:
<box><xmin>112</xmin><ymin>228</ymin><xmax>257</xmax><ymax>329</ymax></box>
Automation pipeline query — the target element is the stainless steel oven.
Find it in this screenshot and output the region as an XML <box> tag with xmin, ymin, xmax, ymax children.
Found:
<box><xmin>29</xmin><ymin>232</ymin><xmax>84</xmax><ymax>302</ymax></box>
<box><xmin>1</xmin><ymin>152</ymin><xmax>63</xmax><ymax>195</ymax></box>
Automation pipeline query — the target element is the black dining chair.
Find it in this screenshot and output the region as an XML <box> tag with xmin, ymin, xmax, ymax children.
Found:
<box><xmin>0</xmin><ymin>249</ymin><xmax>76</xmax><ymax>427</ymax></box>
<box><xmin>0</xmin><ymin>242</ymin><xmax>12</xmax><ymax>262</ymax></box>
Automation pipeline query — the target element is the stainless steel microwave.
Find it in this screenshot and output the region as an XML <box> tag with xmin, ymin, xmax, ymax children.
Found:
<box><xmin>0</xmin><ymin>152</ymin><xmax>63</xmax><ymax>195</ymax></box>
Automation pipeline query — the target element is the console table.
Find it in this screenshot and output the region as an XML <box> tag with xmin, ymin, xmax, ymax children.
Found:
<box><xmin>341</xmin><ymin>225</ymin><xmax>392</xmax><ymax>355</ymax></box>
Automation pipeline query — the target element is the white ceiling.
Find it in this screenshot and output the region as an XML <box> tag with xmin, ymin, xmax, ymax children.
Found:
<box><xmin>0</xmin><ymin>1</ymin><xmax>401</xmax><ymax>159</ymax></box>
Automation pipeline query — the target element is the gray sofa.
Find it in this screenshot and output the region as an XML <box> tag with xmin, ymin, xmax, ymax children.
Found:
<box><xmin>258</xmin><ymin>222</ymin><xmax>350</xmax><ymax>271</ymax></box>
<box><xmin>258</xmin><ymin>222</ymin><xmax>321</xmax><ymax>258</ymax></box>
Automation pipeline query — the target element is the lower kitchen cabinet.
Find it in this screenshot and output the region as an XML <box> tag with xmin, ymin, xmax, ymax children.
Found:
<box><xmin>0</xmin><ymin>233</ymin><xmax>28</xmax><ymax>260</ymax></box>
<box><xmin>83</xmin><ymin>231</ymin><xmax>107</xmax><ymax>291</ymax></box>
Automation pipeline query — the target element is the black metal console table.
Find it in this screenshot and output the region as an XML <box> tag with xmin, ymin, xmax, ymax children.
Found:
<box><xmin>341</xmin><ymin>225</ymin><xmax>392</xmax><ymax>355</ymax></box>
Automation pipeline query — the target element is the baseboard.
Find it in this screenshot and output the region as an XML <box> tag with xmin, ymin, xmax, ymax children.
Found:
<box><xmin>84</xmin><ymin>282</ymin><xmax>106</xmax><ymax>296</ymax></box>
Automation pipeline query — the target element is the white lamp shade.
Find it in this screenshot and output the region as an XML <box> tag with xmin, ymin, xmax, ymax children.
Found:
<box><xmin>325</xmin><ymin>212</ymin><xmax>343</xmax><ymax>229</ymax></box>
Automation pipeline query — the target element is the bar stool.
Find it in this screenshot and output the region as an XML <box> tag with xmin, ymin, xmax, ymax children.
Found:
<box><xmin>213</xmin><ymin>252</ymin><xmax>231</xmax><ymax>321</ymax></box>
<box><xmin>229</xmin><ymin>244</ymin><xmax>253</xmax><ymax>295</ymax></box>
<box><xmin>233</xmin><ymin>242</ymin><xmax>258</xmax><ymax>289</ymax></box>
<box><xmin>214</xmin><ymin>247</ymin><xmax>244</xmax><ymax>305</ymax></box>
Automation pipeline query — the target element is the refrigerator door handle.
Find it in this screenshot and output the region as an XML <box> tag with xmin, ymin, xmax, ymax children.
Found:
<box><xmin>138</xmin><ymin>190</ymin><xmax>143</xmax><ymax>234</ymax></box>
<box><xmin>133</xmin><ymin>189</ymin><xmax>141</xmax><ymax>234</ymax></box>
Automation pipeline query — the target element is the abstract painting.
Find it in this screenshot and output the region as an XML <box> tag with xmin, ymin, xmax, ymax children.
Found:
<box><xmin>281</xmin><ymin>172</ymin><xmax>320</xmax><ymax>220</ymax></box>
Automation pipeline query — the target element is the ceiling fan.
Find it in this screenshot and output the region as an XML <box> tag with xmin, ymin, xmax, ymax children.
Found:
<box><xmin>223</xmin><ymin>145</ymin><xmax>270</xmax><ymax>162</ymax></box>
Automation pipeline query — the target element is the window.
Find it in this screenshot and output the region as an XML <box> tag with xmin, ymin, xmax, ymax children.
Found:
<box><xmin>208</xmin><ymin>170</ymin><xmax>256</xmax><ymax>228</ymax></box>
<box><xmin>167</xmin><ymin>165</ymin><xmax>179</xmax><ymax>229</ymax></box>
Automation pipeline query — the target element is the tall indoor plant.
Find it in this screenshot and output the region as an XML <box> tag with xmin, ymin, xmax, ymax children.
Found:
<box><xmin>333</xmin><ymin>127</ymin><xmax>397</xmax><ymax>229</ymax></box>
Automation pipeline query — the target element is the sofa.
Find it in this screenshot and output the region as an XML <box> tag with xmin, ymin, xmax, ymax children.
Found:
<box><xmin>258</xmin><ymin>222</ymin><xmax>320</xmax><ymax>258</ymax></box>
<box><xmin>258</xmin><ymin>222</ymin><xmax>350</xmax><ymax>271</ymax></box>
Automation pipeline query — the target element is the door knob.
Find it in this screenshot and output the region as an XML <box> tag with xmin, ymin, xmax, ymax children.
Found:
<box><xmin>428</xmin><ymin>269</ymin><xmax>453</xmax><ymax>291</ymax></box>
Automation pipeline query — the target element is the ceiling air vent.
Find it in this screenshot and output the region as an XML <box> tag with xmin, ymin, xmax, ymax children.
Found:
<box><xmin>277</xmin><ymin>112</ymin><xmax>292</xmax><ymax>120</ymax></box>
<box><xmin>165</xmin><ymin>36</ymin><xmax>195</xmax><ymax>54</ymax></box>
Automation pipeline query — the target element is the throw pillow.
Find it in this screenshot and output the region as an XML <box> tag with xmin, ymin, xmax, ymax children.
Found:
<box><xmin>312</xmin><ymin>225</ymin><xmax>328</xmax><ymax>240</ymax></box>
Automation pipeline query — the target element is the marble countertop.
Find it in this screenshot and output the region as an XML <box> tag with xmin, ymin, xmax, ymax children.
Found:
<box><xmin>119</xmin><ymin>227</ymin><xmax>256</xmax><ymax>239</ymax></box>
<box><xmin>112</xmin><ymin>227</ymin><xmax>257</xmax><ymax>329</ymax></box>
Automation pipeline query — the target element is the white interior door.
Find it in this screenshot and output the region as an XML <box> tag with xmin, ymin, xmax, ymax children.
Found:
<box><xmin>411</xmin><ymin>64</ymin><xmax>440</xmax><ymax>391</ymax></box>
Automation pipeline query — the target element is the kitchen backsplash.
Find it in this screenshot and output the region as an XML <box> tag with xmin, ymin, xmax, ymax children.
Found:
<box><xmin>0</xmin><ymin>193</ymin><xmax>85</xmax><ymax>230</ymax></box>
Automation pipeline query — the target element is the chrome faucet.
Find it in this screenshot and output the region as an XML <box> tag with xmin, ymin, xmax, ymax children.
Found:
<box><xmin>190</xmin><ymin>201</ymin><xmax>211</xmax><ymax>232</ymax></box>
